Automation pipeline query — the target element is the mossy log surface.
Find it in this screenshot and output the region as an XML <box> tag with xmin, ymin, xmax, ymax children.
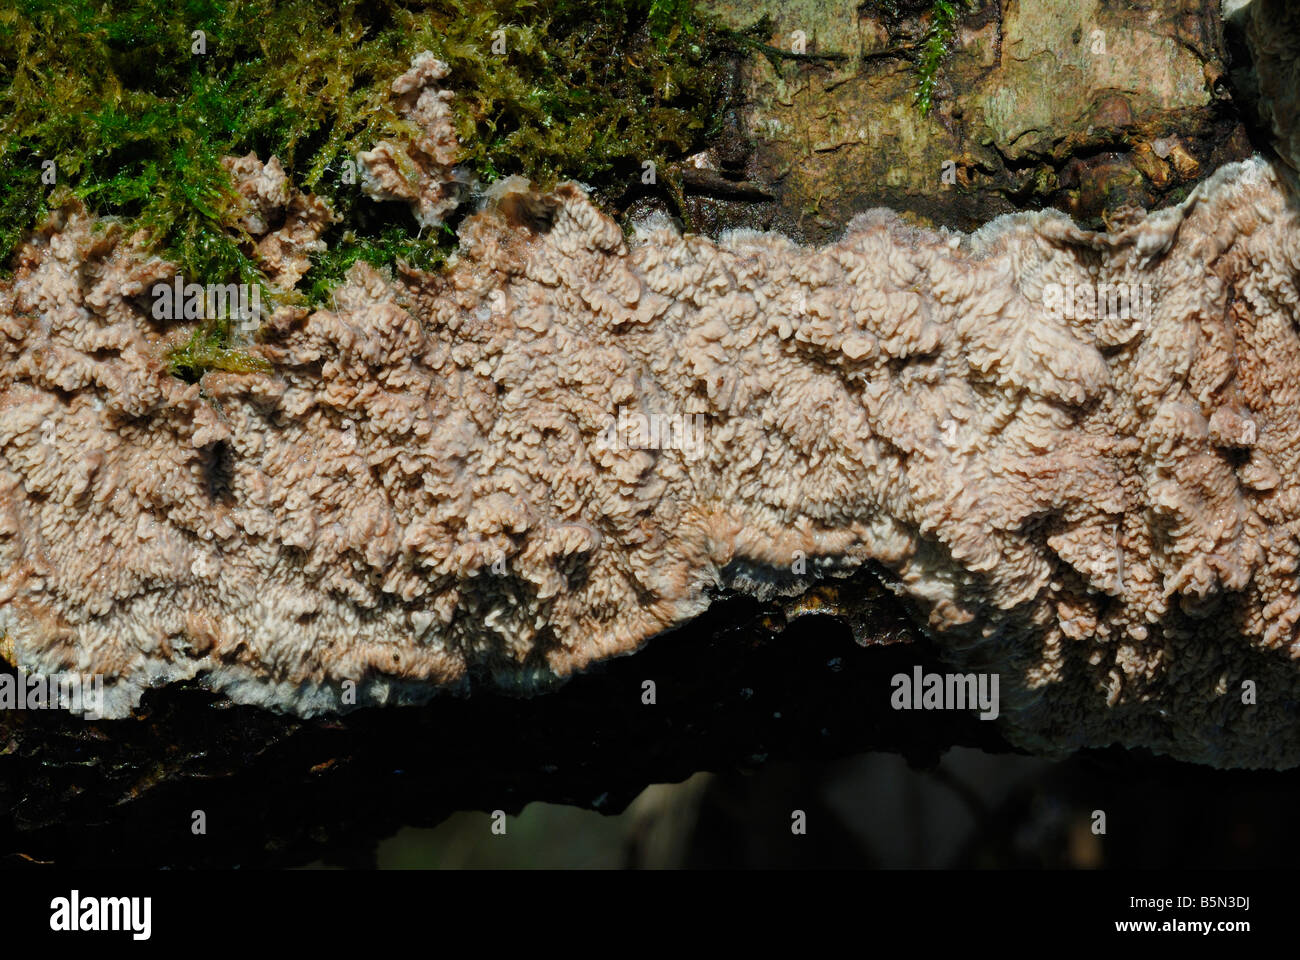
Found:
<box><xmin>0</xmin><ymin>0</ymin><xmax>1281</xmax><ymax>866</ymax></box>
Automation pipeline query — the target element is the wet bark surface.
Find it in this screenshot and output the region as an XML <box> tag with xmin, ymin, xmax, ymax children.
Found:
<box><xmin>633</xmin><ymin>0</ymin><xmax>1257</xmax><ymax>241</ymax></box>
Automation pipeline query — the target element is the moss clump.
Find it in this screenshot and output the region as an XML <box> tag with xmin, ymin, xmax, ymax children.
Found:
<box><xmin>166</xmin><ymin>324</ymin><xmax>272</xmax><ymax>382</ymax></box>
<box><xmin>411</xmin><ymin>0</ymin><xmax>739</xmax><ymax>201</ymax></box>
<box><xmin>913</xmin><ymin>0</ymin><xmax>975</xmax><ymax>117</ymax></box>
<box><xmin>0</xmin><ymin>0</ymin><xmax>749</xmax><ymax>377</ymax></box>
<box><xmin>303</xmin><ymin>225</ymin><xmax>455</xmax><ymax>306</ymax></box>
<box><xmin>1</xmin><ymin>2</ymin><xmax>743</xmax><ymax>267</ymax></box>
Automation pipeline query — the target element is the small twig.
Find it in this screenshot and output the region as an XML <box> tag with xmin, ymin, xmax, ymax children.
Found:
<box><xmin>720</xmin><ymin>29</ymin><xmax>851</xmax><ymax>65</ymax></box>
<box><xmin>661</xmin><ymin>170</ymin><xmax>694</xmax><ymax>232</ymax></box>
<box><xmin>676</xmin><ymin>167</ymin><xmax>775</xmax><ymax>202</ymax></box>
<box><xmin>861</xmin><ymin>43</ymin><xmax>921</xmax><ymax>63</ymax></box>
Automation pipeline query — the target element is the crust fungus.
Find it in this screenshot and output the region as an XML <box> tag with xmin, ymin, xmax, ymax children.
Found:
<box><xmin>221</xmin><ymin>153</ymin><xmax>339</xmax><ymax>290</ymax></box>
<box><xmin>355</xmin><ymin>53</ymin><xmax>464</xmax><ymax>229</ymax></box>
<box><xmin>2</xmin><ymin>48</ymin><xmax>1300</xmax><ymax>768</ymax></box>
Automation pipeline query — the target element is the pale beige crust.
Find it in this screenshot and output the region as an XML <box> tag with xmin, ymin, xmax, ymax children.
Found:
<box><xmin>356</xmin><ymin>52</ymin><xmax>462</xmax><ymax>230</ymax></box>
<box><xmin>2</xmin><ymin>50</ymin><xmax>1300</xmax><ymax>768</ymax></box>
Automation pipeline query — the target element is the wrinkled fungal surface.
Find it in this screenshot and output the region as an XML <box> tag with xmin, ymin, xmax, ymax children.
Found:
<box><xmin>2</xmin><ymin>46</ymin><xmax>1300</xmax><ymax>769</ymax></box>
<box><xmin>220</xmin><ymin>153</ymin><xmax>339</xmax><ymax>291</ymax></box>
<box><xmin>356</xmin><ymin>52</ymin><xmax>464</xmax><ymax>231</ymax></box>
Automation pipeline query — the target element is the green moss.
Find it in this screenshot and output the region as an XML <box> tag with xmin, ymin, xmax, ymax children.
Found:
<box><xmin>647</xmin><ymin>0</ymin><xmax>693</xmax><ymax>44</ymax></box>
<box><xmin>1</xmin><ymin>0</ymin><xmax>749</xmax><ymax>377</ymax></box>
<box><xmin>913</xmin><ymin>0</ymin><xmax>975</xmax><ymax>117</ymax></box>
<box><xmin>303</xmin><ymin>225</ymin><xmax>454</xmax><ymax>306</ymax></box>
<box><xmin>166</xmin><ymin>323</ymin><xmax>271</xmax><ymax>382</ymax></box>
<box><xmin>428</xmin><ymin>0</ymin><xmax>740</xmax><ymax>204</ymax></box>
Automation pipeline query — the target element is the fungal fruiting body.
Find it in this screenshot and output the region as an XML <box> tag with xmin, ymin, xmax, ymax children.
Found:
<box><xmin>2</xmin><ymin>53</ymin><xmax>1300</xmax><ymax>768</ymax></box>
